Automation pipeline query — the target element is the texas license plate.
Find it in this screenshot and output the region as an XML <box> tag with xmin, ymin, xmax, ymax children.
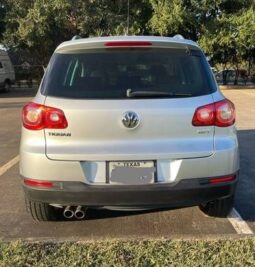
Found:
<box><xmin>108</xmin><ymin>161</ymin><xmax>156</xmax><ymax>185</ymax></box>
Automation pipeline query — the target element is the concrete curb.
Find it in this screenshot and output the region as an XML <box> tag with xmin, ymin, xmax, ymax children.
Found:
<box><xmin>220</xmin><ymin>85</ymin><xmax>255</xmax><ymax>90</ymax></box>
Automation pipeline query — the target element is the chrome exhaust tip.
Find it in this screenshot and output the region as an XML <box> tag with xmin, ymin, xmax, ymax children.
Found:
<box><xmin>74</xmin><ymin>206</ymin><xmax>86</xmax><ymax>220</ymax></box>
<box><xmin>63</xmin><ymin>206</ymin><xmax>74</xmax><ymax>219</ymax></box>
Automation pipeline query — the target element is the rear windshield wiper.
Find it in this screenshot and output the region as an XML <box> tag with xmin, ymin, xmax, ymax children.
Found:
<box><xmin>126</xmin><ymin>89</ymin><xmax>192</xmax><ymax>98</ymax></box>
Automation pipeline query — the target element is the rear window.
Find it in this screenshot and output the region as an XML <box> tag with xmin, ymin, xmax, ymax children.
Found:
<box><xmin>42</xmin><ymin>48</ymin><xmax>216</xmax><ymax>99</ymax></box>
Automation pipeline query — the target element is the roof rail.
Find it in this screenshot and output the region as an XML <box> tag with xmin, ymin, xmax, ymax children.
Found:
<box><xmin>72</xmin><ymin>35</ymin><xmax>82</xmax><ymax>41</ymax></box>
<box><xmin>173</xmin><ymin>34</ymin><xmax>185</xmax><ymax>40</ymax></box>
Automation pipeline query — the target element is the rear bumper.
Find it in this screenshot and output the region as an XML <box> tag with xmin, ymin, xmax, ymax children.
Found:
<box><xmin>20</xmin><ymin>131</ymin><xmax>240</xmax><ymax>184</ymax></box>
<box><xmin>23</xmin><ymin>175</ymin><xmax>238</xmax><ymax>208</ymax></box>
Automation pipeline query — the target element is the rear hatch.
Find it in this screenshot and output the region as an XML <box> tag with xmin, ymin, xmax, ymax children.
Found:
<box><xmin>42</xmin><ymin>42</ymin><xmax>216</xmax><ymax>161</ymax></box>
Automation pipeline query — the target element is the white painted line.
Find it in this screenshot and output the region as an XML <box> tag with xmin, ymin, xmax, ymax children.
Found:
<box><xmin>228</xmin><ymin>208</ymin><xmax>253</xmax><ymax>234</ymax></box>
<box><xmin>0</xmin><ymin>155</ymin><xmax>20</xmax><ymax>176</ymax></box>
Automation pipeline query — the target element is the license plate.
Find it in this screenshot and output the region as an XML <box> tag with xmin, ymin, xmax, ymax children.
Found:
<box><xmin>108</xmin><ymin>161</ymin><xmax>156</xmax><ymax>185</ymax></box>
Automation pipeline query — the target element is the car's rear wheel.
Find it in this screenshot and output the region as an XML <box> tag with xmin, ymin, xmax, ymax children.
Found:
<box><xmin>199</xmin><ymin>195</ymin><xmax>234</xmax><ymax>218</ymax></box>
<box><xmin>25</xmin><ymin>198</ymin><xmax>58</xmax><ymax>221</ymax></box>
<box><xmin>3</xmin><ymin>81</ymin><xmax>11</xmax><ymax>93</ymax></box>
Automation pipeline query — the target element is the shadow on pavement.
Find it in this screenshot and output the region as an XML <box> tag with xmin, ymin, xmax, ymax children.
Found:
<box><xmin>90</xmin><ymin>207</ymin><xmax>181</xmax><ymax>221</ymax></box>
<box><xmin>53</xmin><ymin>206</ymin><xmax>179</xmax><ymax>222</ymax></box>
<box><xmin>235</xmin><ymin>129</ymin><xmax>255</xmax><ymax>221</ymax></box>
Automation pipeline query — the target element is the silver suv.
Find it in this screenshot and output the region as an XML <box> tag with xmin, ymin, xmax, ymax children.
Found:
<box><xmin>20</xmin><ymin>36</ymin><xmax>239</xmax><ymax>221</ymax></box>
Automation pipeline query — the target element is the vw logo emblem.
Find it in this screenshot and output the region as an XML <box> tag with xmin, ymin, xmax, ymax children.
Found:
<box><xmin>122</xmin><ymin>111</ymin><xmax>139</xmax><ymax>129</ymax></box>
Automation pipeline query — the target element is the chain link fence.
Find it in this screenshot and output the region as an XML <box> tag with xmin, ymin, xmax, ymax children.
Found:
<box><xmin>13</xmin><ymin>65</ymin><xmax>44</xmax><ymax>88</ymax></box>
<box><xmin>214</xmin><ymin>69</ymin><xmax>255</xmax><ymax>85</ymax></box>
<box><xmin>12</xmin><ymin>65</ymin><xmax>255</xmax><ymax>88</ymax></box>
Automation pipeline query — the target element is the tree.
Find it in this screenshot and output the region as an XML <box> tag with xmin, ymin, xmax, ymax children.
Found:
<box><xmin>2</xmin><ymin>0</ymin><xmax>152</xmax><ymax>64</ymax></box>
<box><xmin>3</xmin><ymin>0</ymin><xmax>78</xmax><ymax>65</ymax></box>
<box><xmin>199</xmin><ymin>3</ymin><xmax>255</xmax><ymax>84</ymax></box>
<box><xmin>0</xmin><ymin>0</ymin><xmax>7</xmax><ymax>42</ymax></box>
<box><xmin>149</xmin><ymin>0</ymin><xmax>185</xmax><ymax>36</ymax></box>
<box><xmin>149</xmin><ymin>0</ymin><xmax>254</xmax><ymax>40</ymax></box>
<box><xmin>1</xmin><ymin>0</ymin><xmax>255</xmax><ymax>80</ymax></box>
<box><xmin>76</xmin><ymin>0</ymin><xmax>152</xmax><ymax>36</ymax></box>
<box><xmin>236</xmin><ymin>7</ymin><xmax>255</xmax><ymax>76</ymax></box>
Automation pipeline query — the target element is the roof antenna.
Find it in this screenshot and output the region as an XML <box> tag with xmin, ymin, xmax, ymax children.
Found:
<box><xmin>126</xmin><ymin>0</ymin><xmax>130</xmax><ymax>35</ymax></box>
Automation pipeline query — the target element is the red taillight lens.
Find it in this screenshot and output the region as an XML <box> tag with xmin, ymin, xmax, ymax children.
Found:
<box><xmin>209</xmin><ymin>175</ymin><xmax>236</xmax><ymax>184</ymax></box>
<box><xmin>22</xmin><ymin>102</ymin><xmax>68</xmax><ymax>130</ymax></box>
<box><xmin>215</xmin><ymin>99</ymin><xmax>235</xmax><ymax>127</ymax></box>
<box><xmin>104</xmin><ymin>41</ymin><xmax>152</xmax><ymax>47</ymax></box>
<box><xmin>192</xmin><ymin>103</ymin><xmax>215</xmax><ymax>126</ymax></box>
<box><xmin>24</xmin><ymin>179</ymin><xmax>53</xmax><ymax>188</ymax></box>
<box><xmin>192</xmin><ymin>99</ymin><xmax>235</xmax><ymax>127</ymax></box>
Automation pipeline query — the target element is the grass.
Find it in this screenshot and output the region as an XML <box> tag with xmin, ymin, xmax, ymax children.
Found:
<box><xmin>0</xmin><ymin>238</ymin><xmax>255</xmax><ymax>267</ymax></box>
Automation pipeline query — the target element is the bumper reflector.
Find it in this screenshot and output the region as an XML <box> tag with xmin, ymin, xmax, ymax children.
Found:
<box><xmin>209</xmin><ymin>175</ymin><xmax>236</xmax><ymax>184</ymax></box>
<box><xmin>24</xmin><ymin>179</ymin><xmax>53</xmax><ymax>188</ymax></box>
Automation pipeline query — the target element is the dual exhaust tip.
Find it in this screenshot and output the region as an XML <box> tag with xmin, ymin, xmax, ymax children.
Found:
<box><xmin>63</xmin><ymin>206</ymin><xmax>86</xmax><ymax>220</ymax></box>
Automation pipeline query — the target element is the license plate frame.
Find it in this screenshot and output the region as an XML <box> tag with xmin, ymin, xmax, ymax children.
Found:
<box><xmin>106</xmin><ymin>160</ymin><xmax>157</xmax><ymax>185</ymax></box>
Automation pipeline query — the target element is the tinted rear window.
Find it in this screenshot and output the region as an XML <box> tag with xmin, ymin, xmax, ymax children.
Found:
<box><xmin>42</xmin><ymin>48</ymin><xmax>216</xmax><ymax>99</ymax></box>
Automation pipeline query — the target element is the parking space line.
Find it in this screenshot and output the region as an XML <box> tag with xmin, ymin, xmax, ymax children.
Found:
<box><xmin>228</xmin><ymin>208</ymin><xmax>253</xmax><ymax>234</ymax></box>
<box><xmin>0</xmin><ymin>155</ymin><xmax>19</xmax><ymax>176</ymax></box>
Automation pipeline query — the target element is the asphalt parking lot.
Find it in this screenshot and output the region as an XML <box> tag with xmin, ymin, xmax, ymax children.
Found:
<box><xmin>0</xmin><ymin>87</ymin><xmax>255</xmax><ymax>241</ymax></box>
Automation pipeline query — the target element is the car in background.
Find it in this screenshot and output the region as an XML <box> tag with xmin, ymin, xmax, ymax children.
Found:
<box><xmin>0</xmin><ymin>49</ymin><xmax>15</xmax><ymax>92</ymax></box>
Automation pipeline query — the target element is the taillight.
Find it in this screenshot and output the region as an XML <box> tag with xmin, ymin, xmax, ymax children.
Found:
<box><xmin>214</xmin><ymin>99</ymin><xmax>235</xmax><ymax>127</ymax></box>
<box><xmin>104</xmin><ymin>41</ymin><xmax>152</xmax><ymax>47</ymax></box>
<box><xmin>192</xmin><ymin>103</ymin><xmax>215</xmax><ymax>126</ymax></box>
<box><xmin>22</xmin><ymin>102</ymin><xmax>68</xmax><ymax>130</ymax></box>
<box><xmin>192</xmin><ymin>99</ymin><xmax>235</xmax><ymax>127</ymax></box>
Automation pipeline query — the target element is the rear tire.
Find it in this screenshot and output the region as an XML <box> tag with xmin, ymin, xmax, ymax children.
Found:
<box><xmin>3</xmin><ymin>81</ymin><xmax>11</xmax><ymax>93</ymax></box>
<box><xmin>199</xmin><ymin>195</ymin><xmax>234</xmax><ymax>218</ymax></box>
<box><xmin>25</xmin><ymin>197</ymin><xmax>58</xmax><ymax>221</ymax></box>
